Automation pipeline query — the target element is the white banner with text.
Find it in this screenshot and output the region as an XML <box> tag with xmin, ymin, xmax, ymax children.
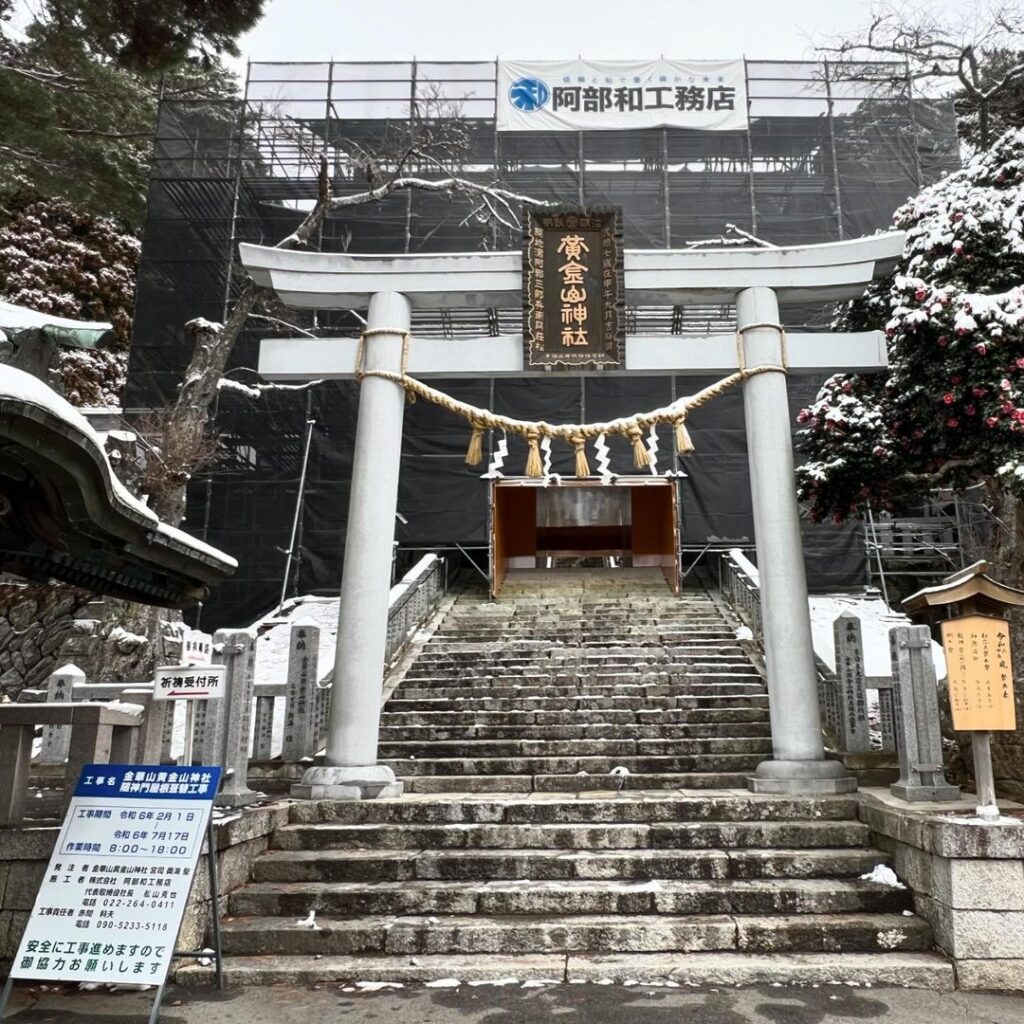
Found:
<box><xmin>497</xmin><ymin>59</ymin><xmax>747</xmax><ymax>132</ymax></box>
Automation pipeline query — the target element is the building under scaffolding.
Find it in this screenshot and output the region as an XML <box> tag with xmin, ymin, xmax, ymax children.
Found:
<box><xmin>124</xmin><ymin>59</ymin><xmax>959</xmax><ymax>626</ymax></box>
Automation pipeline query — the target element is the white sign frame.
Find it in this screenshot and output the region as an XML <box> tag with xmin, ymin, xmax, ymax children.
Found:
<box><xmin>8</xmin><ymin>764</ymin><xmax>221</xmax><ymax>988</ymax></box>
<box><xmin>153</xmin><ymin>664</ymin><xmax>226</xmax><ymax>702</ymax></box>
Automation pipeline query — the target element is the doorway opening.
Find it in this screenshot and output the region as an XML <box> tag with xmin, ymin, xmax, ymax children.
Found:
<box><xmin>489</xmin><ymin>477</ymin><xmax>679</xmax><ymax>597</ymax></box>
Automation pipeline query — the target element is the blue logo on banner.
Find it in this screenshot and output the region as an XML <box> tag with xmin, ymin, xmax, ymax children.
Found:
<box><xmin>509</xmin><ymin>77</ymin><xmax>550</xmax><ymax>112</ymax></box>
<box><xmin>74</xmin><ymin>764</ymin><xmax>222</xmax><ymax>800</ymax></box>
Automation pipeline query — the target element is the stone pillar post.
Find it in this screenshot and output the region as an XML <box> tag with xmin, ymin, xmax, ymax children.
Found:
<box><xmin>736</xmin><ymin>286</ymin><xmax>855</xmax><ymax>795</ymax></box>
<box><xmin>293</xmin><ymin>291</ymin><xmax>409</xmax><ymax>801</ymax></box>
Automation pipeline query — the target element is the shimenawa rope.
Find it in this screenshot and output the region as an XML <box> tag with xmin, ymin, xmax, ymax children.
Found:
<box><xmin>353</xmin><ymin>323</ymin><xmax>788</xmax><ymax>478</ymax></box>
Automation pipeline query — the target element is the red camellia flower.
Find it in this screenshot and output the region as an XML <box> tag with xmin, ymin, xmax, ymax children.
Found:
<box><xmin>950</xmin><ymin>374</ymin><xmax>962</xmax><ymax>384</ymax></box>
<box><xmin>872</xmin><ymin>445</ymin><xmax>886</xmax><ymax>457</ymax></box>
<box><xmin>965</xmin><ymin>404</ymin><xmax>977</xmax><ymax>415</ymax></box>
<box><xmin>972</xmin><ymin>386</ymin><xmax>987</xmax><ymax>397</ymax></box>
<box><xmin>937</xmin><ymin>335</ymin><xmax>949</xmax><ymax>346</ymax></box>
<box><xmin>946</xmin><ymin>418</ymin><xmax>959</xmax><ymax>428</ymax></box>
<box><xmin>942</xmin><ymin>392</ymin><xmax>955</xmax><ymax>404</ymax></box>
<box><xmin>974</xmin><ymin>343</ymin><xmax>988</xmax><ymax>355</ymax></box>
<box><xmin>985</xmin><ymin>416</ymin><xmax>999</xmax><ymax>427</ymax></box>
<box><xmin>1016</xmin><ymin>357</ymin><xmax>1024</xmax><ymax>369</ymax></box>
<box><xmin>914</xmin><ymin>288</ymin><xmax>927</xmax><ymax>301</ymax></box>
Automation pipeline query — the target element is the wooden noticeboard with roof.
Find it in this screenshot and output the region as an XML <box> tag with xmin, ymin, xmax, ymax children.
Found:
<box><xmin>904</xmin><ymin>561</ymin><xmax>1023</xmax><ymax>817</ymax></box>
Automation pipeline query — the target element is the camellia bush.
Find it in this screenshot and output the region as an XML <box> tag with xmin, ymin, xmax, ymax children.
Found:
<box><xmin>797</xmin><ymin>128</ymin><xmax>1024</xmax><ymax>789</ymax></box>
<box><xmin>797</xmin><ymin>128</ymin><xmax>1024</xmax><ymax>529</ymax></box>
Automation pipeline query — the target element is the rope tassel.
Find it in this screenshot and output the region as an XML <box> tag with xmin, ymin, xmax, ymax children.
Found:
<box><xmin>571</xmin><ymin>433</ymin><xmax>590</xmax><ymax>478</ymax></box>
<box><xmin>525</xmin><ymin>429</ymin><xmax>544</xmax><ymax>478</ymax></box>
<box><xmin>674</xmin><ymin>417</ymin><xmax>695</xmax><ymax>455</ymax></box>
<box><xmin>627</xmin><ymin>426</ymin><xmax>650</xmax><ymax>469</ymax></box>
<box><xmin>464</xmin><ymin>422</ymin><xmax>485</xmax><ymax>466</ymax></box>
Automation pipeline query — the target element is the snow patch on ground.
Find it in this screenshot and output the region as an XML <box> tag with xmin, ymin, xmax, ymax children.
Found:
<box><xmin>860</xmin><ymin>864</ymin><xmax>906</xmax><ymax>889</ymax></box>
<box><xmin>809</xmin><ymin>592</ymin><xmax>946</xmax><ymax>679</ymax></box>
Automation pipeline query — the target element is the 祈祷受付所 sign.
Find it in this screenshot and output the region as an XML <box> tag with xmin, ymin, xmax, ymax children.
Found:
<box><xmin>9</xmin><ymin>764</ymin><xmax>220</xmax><ymax>987</ymax></box>
<box><xmin>497</xmin><ymin>58</ymin><xmax>747</xmax><ymax>132</ymax></box>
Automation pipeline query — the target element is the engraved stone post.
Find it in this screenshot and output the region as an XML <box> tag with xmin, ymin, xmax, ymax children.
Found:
<box><xmin>890</xmin><ymin>625</ymin><xmax>960</xmax><ymax>802</ymax></box>
<box><xmin>38</xmin><ymin>664</ymin><xmax>84</xmax><ymax>764</ymax></box>
<box><xmin>160</xmin><ymin>699</ymin><xmax>177</xmax><ymax>762</ymax></box>
<box><xmin>877</xmin><ymin>683</ymin><xmax>898</xmax><ymax>754</ymax></box>
<box><xmin>252</xmin><ymin>696</ymin><xmax>275</xmax><ymax>760</ymax></box>
<box><xmin>313</xmin><ymin>682</ymin><xmax>330</xmax><ymax>755</ymax></box>
<box><xmin>834</xmin><ymin>612</ymin><xmax>870</xmax><ymax>753</ymax></box>
<box><xmin>282</xmin><ymin>623</ymin><xmax>320</xmax><ymax>761</ymax></box>
<box><xmin>214</xmin><ymin>630</ymin><xmax>262</xmax><ymax>807</ymax></box>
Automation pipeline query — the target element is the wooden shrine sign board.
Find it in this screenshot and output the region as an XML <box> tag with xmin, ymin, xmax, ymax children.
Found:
<box><xmin>523</xmin><ymin>207</ymin><xmax>624</xmax><ymax>370</ymax></box>
<box><xmin>940</xmin><ymin>614</ymin><xmax>1017</xmax><ymax>732</ymax></box>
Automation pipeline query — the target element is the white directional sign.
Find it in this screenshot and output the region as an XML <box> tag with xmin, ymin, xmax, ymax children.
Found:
<box><xmin>10</xmin><ymin>764</ymin><xmax>221</xmax><ymax>986</ymax></box>
<box><xmin>181</xmin><ymin>627</ymin><xmax>213</xmax><ymax>666</ymax></box>
<box><xmin>153</xmin><ymin>664</ymin><xmax>226</xmax><ymax>701</ymax></box>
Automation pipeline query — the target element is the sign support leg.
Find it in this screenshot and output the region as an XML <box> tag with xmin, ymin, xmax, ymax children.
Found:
<box><xmin>972</xmin><ymin>731</ymin><xmax>1000</xmax><ymax>819</ymax></box>
<box><xmin>147</xmin><ymin>982</ymin><xmax>167</xmax><ymax>1024</ymax></box>
<box><xmin>0</xmin><ymin>974</ymin><xmax>15</xmax><ymax>1017</ymax></box>
<box><xmin>207</xmin><ymin>812</ymin><xmax>225</xmax><ymax>990</ymax></box>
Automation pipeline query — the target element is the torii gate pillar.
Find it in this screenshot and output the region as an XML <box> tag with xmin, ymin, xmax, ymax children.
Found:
<box><xmin>293</xmin><ymin>291</ymin><xmax>409</xmax><ymax>800</ymax></box>
<box><xmin>737</xmin><ymin>286</ymin><xmax>854</xmax><ymax>794</ymax></box>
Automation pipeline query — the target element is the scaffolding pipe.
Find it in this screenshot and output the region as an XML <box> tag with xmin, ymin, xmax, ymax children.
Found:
<box><xmin>277</xmin><ymin>418</ymin><xmax>316</xmax><ymax>612</ymax></box>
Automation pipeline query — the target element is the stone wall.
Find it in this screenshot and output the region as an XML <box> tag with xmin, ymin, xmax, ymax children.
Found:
<box><xmin>0</xmin><ymin>802</ymin><xmax>288</xmax><ymax>972</ymax></box>
<box><xmin>861</xmin><ymin>791</ymin><xmax>1024</xmax><ymax>991</ymax></box>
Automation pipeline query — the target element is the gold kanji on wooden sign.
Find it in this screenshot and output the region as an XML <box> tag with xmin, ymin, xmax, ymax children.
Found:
<box><xmin>940</xmin><ymin>614</ymin><xmax>1016</xmax><ymax>732</ymax></box>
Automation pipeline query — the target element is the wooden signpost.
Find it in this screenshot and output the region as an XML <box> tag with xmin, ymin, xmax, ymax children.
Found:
<box><xmin>940</xmin><ymin>614</ymin><xmax>1016</xmax><ymax>819</ymax></box>
<box><xmin>905</xmin><ymin>561</ymin><xmax>1023</xmax><ymax>820</ymax></box>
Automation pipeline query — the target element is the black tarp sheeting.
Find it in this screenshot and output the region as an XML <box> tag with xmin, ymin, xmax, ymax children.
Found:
<box><xmin>124</xmin><ymin>61</ymin><xmax>959</xmax><ymax>627</ymax></box>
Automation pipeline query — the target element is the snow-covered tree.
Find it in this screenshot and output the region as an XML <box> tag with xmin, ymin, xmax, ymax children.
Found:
<box><xmin>797</xmin><ymin>128</ymin><xmax>1024</xmax><ymax>527</ymax></box>
<box><xmin>821</xmin><ymin>1</ymin><xmax>1024</xmax><ymax>150</ymax></box>
<box><xmin>0</xmin><ymin>189</ymin><xmax>139</xmax><ymax>403</ymax></box>
<box><xmin>797</xmin><ymin>128</ymin><xmax>1024</xmax><ymax>786</ymax></box>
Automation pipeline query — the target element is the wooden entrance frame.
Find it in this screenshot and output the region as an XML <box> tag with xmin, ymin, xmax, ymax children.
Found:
<box><xmin>489</xmin><ymin>476</ymin><xmax>679</xmax><ymax>598</ymax></box>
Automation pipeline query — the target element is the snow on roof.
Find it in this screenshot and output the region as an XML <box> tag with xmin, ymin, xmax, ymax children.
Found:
<box><xmin>0</xmin><ymin>363</ymin><xmax>237</xmax><ymax>570</ymax></box>
<box><xmin>0</xmin><ymin>299</ymin><xmax>112</xmax><ymax>333</ymax></box>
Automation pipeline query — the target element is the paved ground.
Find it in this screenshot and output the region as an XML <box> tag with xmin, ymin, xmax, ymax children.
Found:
<box><xmin>3</xmin><ymin>982</ymin><xmax>1024</xmax><ymax>1024</ymax></box>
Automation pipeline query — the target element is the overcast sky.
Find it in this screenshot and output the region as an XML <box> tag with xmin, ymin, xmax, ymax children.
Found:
<box><xmin>232</xmin><ymin>0</ymin><xmax>981</xmax><ymax>70</ymax></box>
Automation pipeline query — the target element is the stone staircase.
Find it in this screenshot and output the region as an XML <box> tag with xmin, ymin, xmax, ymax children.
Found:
<box><xmin>190</xmin><ymin>568</ymin><xmax>953</xmax><ymax>988</ymax></box>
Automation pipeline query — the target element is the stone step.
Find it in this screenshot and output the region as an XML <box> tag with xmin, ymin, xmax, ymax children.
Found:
<box><xmin>289</xmin><ymin>795</ymin><xmax>861</xmax><ymax>825</ymax></box>
<box><xmin>377</xmin><ymin>723</ymin><xmax>773</xmax><ymax>741</ymax></box>
<box><xmin>229</xmin><ymin>878</ymin><xmax>911</xmax><ymax>919</ymax></box>
<box><xmin>393</xmin><ymin>685</ymin><xmax>765</xmax><ymax>702</ymax></box>
<box><xmin>383</xmin><ymin>695</ymin><xmax>769</xmax><ymax>713</ymax></box>
<box><xmin>251</xmin><ymin>847</ymin><xmax>893</xmax><ymax>883</ymax></box>
<box><xmin>398</xmin><ymin>673</ymin><xmax>762</xmax><ymax>689</ymax></box>
<box><xmin>176</xmin><ymin>950</ymin><xmax>955</xmax><ymax>988</ymax></box>
<box><xmin>215</xmin><ymin>912</ymin><xmax>931</xmax><ymax>956</ymax></box>
<box><xmin>379</xmin><ymin>708</ymin><xmax>771</xmax><ymax>726</ymax></box>
<box><xmin>384</xmin><ymin>754</ymin><xmax>766</xmax><ymax>776</ymax></box>
<box><xmin>270</xmin><ymin>820</ymin><xmax>871</xmax><ymax>851</ymax></box>
<box><xmin>377</xmin><ymin>737</ymin><xmax>772</xmax><ymax>759</ymax></box>
<box><xmin>401</xmin><ymin>772</ymin><xmax>753</xmax><ymax>793</ymax></box>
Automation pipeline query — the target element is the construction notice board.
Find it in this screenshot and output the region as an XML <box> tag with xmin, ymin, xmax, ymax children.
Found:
<box><xmin>940</xmin><ymin>614</ymin><xmax>1017</xmax><ymax>732</ymax></box>
<box><xmin>9</xmin><ymin>763</ymin><xmax>221</xmax><ymax>985</ymax></box>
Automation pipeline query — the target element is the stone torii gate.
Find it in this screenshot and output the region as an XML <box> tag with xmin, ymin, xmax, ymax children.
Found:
<box><xmin>239</xmin><ymin>233</ymin><xmax>904</xmax><ymax>799</ymax></box>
